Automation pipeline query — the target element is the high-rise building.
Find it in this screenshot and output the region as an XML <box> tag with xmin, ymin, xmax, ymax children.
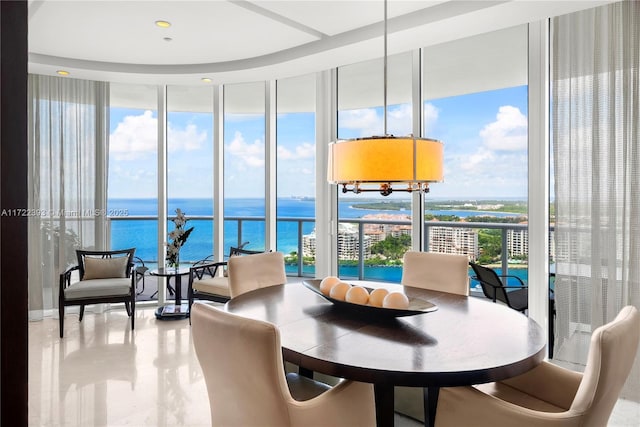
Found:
<box><xmin>428</xmin><ymin>226</ymin><xmax>479</xmax><ymax>261</ymax></box>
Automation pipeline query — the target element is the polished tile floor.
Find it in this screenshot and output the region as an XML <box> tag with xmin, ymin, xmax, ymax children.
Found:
<box><xmin>29</xmin><ymin>305</ymin><xmax>639</xmax><ymax>426</ymax></box>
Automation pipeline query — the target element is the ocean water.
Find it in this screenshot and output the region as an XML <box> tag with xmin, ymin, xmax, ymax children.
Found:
<box><xmin>108</xmin><ymin>197</ymin><xmax>527</xmax><ymax>284</ymax></box>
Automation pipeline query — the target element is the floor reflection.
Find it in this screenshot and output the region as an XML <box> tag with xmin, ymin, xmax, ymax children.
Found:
<box><xmin>29</xmin><ymin>306</ymin><xmax>211</xmax><ymax>427</ymax></box>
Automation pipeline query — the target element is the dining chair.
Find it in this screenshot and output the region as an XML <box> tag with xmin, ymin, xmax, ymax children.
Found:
<box><xmin>401</xmin><ymin>251</ymin><xmax>470</xmax><ymax>296</ymax></box>
<box><xmin>58</xmin><ymin>248</ymin><xmax>136</xmax><ymax>338</ymax></box>
<box><xmin>435</xmin><ymin>305</ymin><xmax>640</xmax><ymax>427</ymax></box>
<box><xmin>396</xmin><ymin>250</ymin><xmax>470</xmax><ymax>422</ymax></box>
<box><xmin>227</xmin><ymin>250</ymin><xmax>287</xmax><ymax>298</ymax></box>
<box><xmin>187</xmin><ymin>246</ymin><xmax>264</xmax><ymax>313</ymax></box>
<box><xmin>191</xmin><ymin>302</ymin><xmax>376</xmax><ymax>426</ymax></box>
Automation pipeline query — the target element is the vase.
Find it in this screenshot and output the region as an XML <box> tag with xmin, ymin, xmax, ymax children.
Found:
<box><xmin>168</xmin><ymin>253</ymin><xmax>180</xmax><ymax>270</ymax></box>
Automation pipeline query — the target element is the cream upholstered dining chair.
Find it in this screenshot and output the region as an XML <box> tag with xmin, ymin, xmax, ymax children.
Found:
<box><xmin>395</xmin><ymin>250</ymin><xmax>470</xmax><ymax>422</ymax></box>
<box><xmin>401</xmin><ymin>250</ymin><xmax>470</xmax><ymax>296</ymax></box>
<box><xmin>188</xmin><ymin>246</ymin><xmax>264</xmax><ymax>309</ymax></box>
<box><xmin>191</xmin><ymin>302</ymin><xmax>376</xmax><ymax>426</ymax></box>
<box><xmin>227</xmin><ymin>250</ymin><xmax>287</xmax><ymax>298</ymax></box>
<box><xmin>435</xmin><ymin>305</ymin><xmax>640</xmax><ymax>427</ymax></box>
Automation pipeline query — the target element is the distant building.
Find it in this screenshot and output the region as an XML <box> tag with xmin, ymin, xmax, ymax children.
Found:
<box><xmin>428</xmin><ymin>225</ymin><xmax>479</xmax><ymax>261</ymax></box>
<box><xmin>337</xmin><ymin>223</ymin><xmax>371</xmax><ymax>260</ymax></box>
<box><xmin>507</xmin><ymin>228</ymin><xmax>529</xmax><ymax>258</ymax></box>
<box><xmin>303</xmin><ymin>223</ymin><xmax>372</xmax><ymax>260</ymax></box>
<box><xmin>362</xmin><ymin>213</ymin><xmax>412</xmax><ymax>241</ymax></box>
<box><xmin>302</xmin><ymin>229</ymin><xmax>316</xmax><ymax>258</ymax></box>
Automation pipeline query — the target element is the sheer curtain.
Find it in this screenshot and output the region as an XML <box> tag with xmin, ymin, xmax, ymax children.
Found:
<box><xmin>28</xmin><ymin>75</ymin><xmax>110</xmax><ymax>318</ymax></box>
<box><xmin>552</xmin><ymin>0</ymin><xmax>639</xmax><ymax>401</ymax></box>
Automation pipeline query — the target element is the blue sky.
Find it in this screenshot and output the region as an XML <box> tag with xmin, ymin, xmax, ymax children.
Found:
<box><xmin>108</xmin><ymin>85</ymin><xmax>527</xmax><ymax>200</ymax></box>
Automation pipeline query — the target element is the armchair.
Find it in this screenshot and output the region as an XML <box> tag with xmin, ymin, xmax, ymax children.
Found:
<box><xmin>469</xmin><ymin>261</ymin><xmax>528</xmax><ymax>312</ymax></box>
<box><xmin>59</xmin><ymin>248</ymin><xmax>136</xmax><ymax>338</ymax></box>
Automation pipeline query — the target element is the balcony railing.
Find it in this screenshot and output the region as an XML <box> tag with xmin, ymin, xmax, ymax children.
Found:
<box><xmin>108</xmin><ymin>215</ymin><xmax>542</xmax><ymax>283</ymax></box>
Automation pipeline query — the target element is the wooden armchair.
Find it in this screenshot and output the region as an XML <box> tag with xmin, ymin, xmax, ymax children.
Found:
<box><xmin>58</xmin><ymin>248</ymin><xmax>136</xmax><ymax>338</ymax></box>
<box><xmin>187</xmin><ymin>246</ymin><xmax>263</xmax><ymax>312</ymax></box>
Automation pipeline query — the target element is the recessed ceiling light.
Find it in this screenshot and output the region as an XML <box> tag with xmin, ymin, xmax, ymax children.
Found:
<box><xmin>201</xmin><ymin>78</ymin><xmax>212</xmax><ymax>83</ymax></box>
<box><xmin>56</xmin><ymin>70</ymin><xmax>70</xmax><ymax>76</ymax></box>
<box><xmin>155</xmin><ymin>20</ymin><xmax>171</xmax><ymax>28</ymax></box>
<box><xmin>163</xmin><ymin>37</ymin><xmax>173</xmax><ymax>42</ymax></box>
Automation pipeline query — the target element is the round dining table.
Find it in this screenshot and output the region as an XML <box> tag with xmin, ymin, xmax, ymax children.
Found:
<box><xmin>225</xmin><ymin>280</ymin><xmax>546</xmax><ymax>427</ymax></box>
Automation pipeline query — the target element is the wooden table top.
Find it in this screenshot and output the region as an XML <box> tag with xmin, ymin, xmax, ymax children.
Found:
<box><xmin>225</xmin><ymin>280</ymin><xmax>546</xmax><ymax>388</ymax></box>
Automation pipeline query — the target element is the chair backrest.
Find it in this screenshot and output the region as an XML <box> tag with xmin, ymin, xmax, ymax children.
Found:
<box><xmin>469</xmin><ymin>262</ymin><xmax>510</xmax><ymax>305</ymax></box>
<box><xmin>401</xmin><ymin>251</ymin><xmax>470</xmax><ymax>296</ymax></box>
<box><xmin>191</xmin><ymin>303</ymin><xmax>293</xmax><ymax>426</ymax></box>
<box><xmin>570</xmin><ymin>305</ymin><xmax>640</xmax><ymax>427</ymax></box>
<box><xmin>229</xmin><ymin>246</ymin><xmax>263</xmax><ymax>257</ymax></box>
<box><xmin>228</xmin><ymin>251</ymin><xmax>287</xmax><ymax>298</ymax></box>
<box><xmin>76</xmin><ymin>248</ymin><xmax>135</xmax><ymax>280</ymax></box>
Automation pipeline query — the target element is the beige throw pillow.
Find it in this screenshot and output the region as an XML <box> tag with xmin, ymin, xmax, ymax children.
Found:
<box><xmin>83</xmin><ymin>256</ymin><xmax>128</xmax><ymax>280</ymax></box>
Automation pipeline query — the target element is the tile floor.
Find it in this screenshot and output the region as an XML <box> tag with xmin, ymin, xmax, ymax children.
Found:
<box><xmin>29</xmin><ymin>304</ymin><xmax>639</xmax><ymax>426</ymax></box>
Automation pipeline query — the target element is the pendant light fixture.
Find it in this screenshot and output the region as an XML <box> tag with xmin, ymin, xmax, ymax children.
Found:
<box><xmin>328</xmin><ymin>0</ymin><xmax>443</xmax><ymax>196</ymax></box>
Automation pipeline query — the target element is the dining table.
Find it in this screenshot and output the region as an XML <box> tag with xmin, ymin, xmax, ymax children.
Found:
<box><xmin>225</xmin><ymin>280</ymin><xmax>546</xmax><ymax>427</ymax></box>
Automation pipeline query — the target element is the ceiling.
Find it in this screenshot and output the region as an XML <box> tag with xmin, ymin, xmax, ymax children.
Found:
<box><xmin>28</xmin><ymin>0</ymin><xmax>614</xmax><ymax>86</ymax></box>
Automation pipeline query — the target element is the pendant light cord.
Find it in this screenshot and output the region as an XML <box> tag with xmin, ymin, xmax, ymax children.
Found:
<box><xmin>383</xmin><ymin>0</ymin><xmax>388</xmax><ymax>136</ymax></box>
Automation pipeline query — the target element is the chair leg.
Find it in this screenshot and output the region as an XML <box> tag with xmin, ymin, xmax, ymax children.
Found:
<box><xmin>79</xmin><ymin>305</ymin><xmax>85</xmax><ymax>322</ymax></box>
<box><xmin>299</xmin><ymin>366</ymin><xmax>314</xmax><ymax>378</ymax></box>
<box><xmin>549</xmin><ymin>298</ymin><xmax>556</xmax><ymax>358</ymax></box>
<box><xmin>124</xmin><ymin>301</ymin><xmax>131</xmax><ymax>316</ymax></box>
<box><xmin>131</xmin><ymin>294</ymin><xmax>135</xmax><ymax>331</ymax></box>
<box><xmin>59</xmin><ymin>304</ymin><xmax>64</xmax><ymax>338</ymax></box>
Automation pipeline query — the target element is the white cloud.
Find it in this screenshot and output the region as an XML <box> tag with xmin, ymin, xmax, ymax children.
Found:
<box><xmin>439</xmin><ymin>105</ymin><xmax>528</xmax><ymax>198</ymax></box>
<box><xmin>480</xmin><ymin>105</ymin><xmax>527</xmax><ymax>151</ymax></box>
<box><xmin>227</xmin><ymin>131</ymin><xmax>264</xmax><ymax>167</ymax></box>
<box><xmin>423</xmin><ymin>102</ymin><xmax>439</xmax><ymax>135</ymax></box>
<box><xmin>277</xmin><ymin>142</ymin><xmax>315</xmax><ymax>160</ymax></box>
<box><xmin>109</xmin><ymin>110</ymin><xmax>157</xmax><ymax>160</ymax></box>
<box><xmin>459</xmin><ymin>148</ymin><xmax>496</xmax><ymax>172</ymax></box>
<box><xmin>387</xmin><ymin>104</ymin><xmax>412</xmax><ymax>136</ymax></box>
<box><xmin>339</xmin><ymin>108</ymin><xmax>382</xmax><ymax>136</ymax></box>
<box><xmin>109</xmin><ymin>110</ymin><xmax>206</xmax><ymax>160</ymax></box>
<box><xmin>169</xmin><ymin>123</ymin><xmax>207</xmax><ymax>151</ymax></box>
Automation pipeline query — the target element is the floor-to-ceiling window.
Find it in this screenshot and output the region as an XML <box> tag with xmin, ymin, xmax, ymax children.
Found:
<box><xmin>276</xmin><ymin>74</ymin><xmax>316</xmax><ymax>276</ymax></box>
<box><xmin>167</xmin><ymin>85</ymin><xmax>214</xmax><ymax>263</ymax></box>
<box><xmin>223</xmin><ymin>82</ymin><xmax>266</xmax><ymax>253</ymax></box>
<box><xmin>422</xmin><ymin>25</ymin><xmax>529</xmax><ymax>289</ymax></box>
<box><xmin>108</xmin><ymin>83</ymin><xmax>159</xmax><ymax>265</ymax></box>
<box><xmin>337</xmin><ymin>52</ymin><xmax>413</xmax><ymax>281</ymax></box>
